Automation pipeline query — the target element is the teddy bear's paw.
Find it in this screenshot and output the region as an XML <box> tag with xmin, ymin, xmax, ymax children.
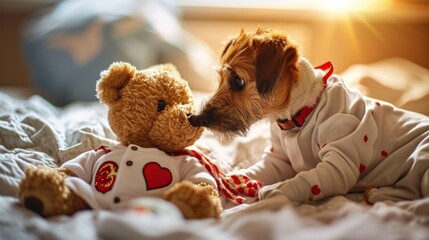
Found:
<box><xmin>18</xmin><ymin>166</ymin><xmax>87</xmax><ymax>217</ymax></box>
<box><xmin>164</xmin><ymin>181</ymin><xmax>222</xmax><ymax>219</ymax></box>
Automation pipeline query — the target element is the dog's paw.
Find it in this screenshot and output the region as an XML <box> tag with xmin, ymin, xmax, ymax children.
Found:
<box><xmin>364</xmin><ymin>186</ymin><xmax>374</xmax><ymax>204</ymax></box>
<box><xmin>258</xmin><ymin>182</ymin><xmax>286</xmax><ymax>200</ymax></box>
<box><xmin>164</xmin><ymin>181</ymin><xmax>221</xmax><ymax>219</ymax></box>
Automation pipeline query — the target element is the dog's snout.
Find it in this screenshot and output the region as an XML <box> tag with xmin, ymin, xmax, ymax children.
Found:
<box><xmin>188</xmin><ymin>114</ymin><xmax>211</xmax><ymax>127</ymax></box>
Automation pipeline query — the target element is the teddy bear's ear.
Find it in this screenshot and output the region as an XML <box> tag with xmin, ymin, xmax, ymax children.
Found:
<box><xmin>96</xmin><ymin>62</ymin><xmax>136</xmax><ymax>104</ymax></box>
<box><xmin>150</xmin><ymin>63</ymin><xmax>181</xmax><ymax>77</ymax></box>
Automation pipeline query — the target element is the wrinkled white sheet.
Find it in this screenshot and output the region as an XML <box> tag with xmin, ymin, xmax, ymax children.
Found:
<box><xmin>1</xmin><ymin>79</ymin><xmax>429</xmax><ymax>239</ymax></box>
<box><xmin>0</xmin><ymin>93</ymin><xmax>117</xmax><ymax>197</ymax></box>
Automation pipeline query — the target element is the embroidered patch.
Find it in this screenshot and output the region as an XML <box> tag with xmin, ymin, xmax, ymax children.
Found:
<box><xmin>95</xmin><ymin>161</ymin><xmax>118</xmax><ymax>193</ymax></box>
<box><xmin>143</xmin><ymin>162</ymin><xmax>173</xmax><ymax>190</ymax></box>
<box><xmin>95</xmin><ymin>146</ymin><xmax>111</xmax><ymax>154</ymax></box>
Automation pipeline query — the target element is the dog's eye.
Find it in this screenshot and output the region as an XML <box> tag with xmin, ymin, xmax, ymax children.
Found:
<box><xmin>230</xmin><ymin>75</ymin><xmax>245</xmax><ymax>91</ymax></box>
<box><xmin>157</xmin><ymin>100</ymin><xmax>166</xmax><ymax>112</ymax></box>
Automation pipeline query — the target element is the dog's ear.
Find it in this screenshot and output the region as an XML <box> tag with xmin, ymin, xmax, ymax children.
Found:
<box><xmin>221</xmin><ymin>37</ymin><xmax>235</xmax><ymax>59</ymax></box>
<box><xmin>255</xmin><ymin>40</ymin><xmax>298</xmax><ymax>98</ymax></box>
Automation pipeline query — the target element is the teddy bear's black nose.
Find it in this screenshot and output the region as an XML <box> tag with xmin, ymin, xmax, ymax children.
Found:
<box><xmin>24</xmin><ymin>196</ymin><xmax>44</xmax><ymax>216</ymax></box>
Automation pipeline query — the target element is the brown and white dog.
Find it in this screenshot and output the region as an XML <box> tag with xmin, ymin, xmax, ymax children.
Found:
<box><xmin>189</xmin><ymin>27</ymin><xmax>429</xmax><ymax>203</ymax></box>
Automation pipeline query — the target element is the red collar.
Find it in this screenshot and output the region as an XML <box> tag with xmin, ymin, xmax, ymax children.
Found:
<box><xmin>277</xmin><ymin>61</ymin><xmax>334</xmax><ymax>131</ymax></box>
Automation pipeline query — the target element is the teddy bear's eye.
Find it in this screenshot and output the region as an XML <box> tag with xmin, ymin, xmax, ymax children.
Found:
<box><xmin>157</xmin><ymin>100</ymin><xmax>167</xmax><ymax>112</ymax></box>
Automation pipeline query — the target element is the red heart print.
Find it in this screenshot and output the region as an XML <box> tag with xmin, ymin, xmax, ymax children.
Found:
<box><xmin>143</xmin><ymin>162</ymin><xmax>173</xmax><ymax>190</ymax></box>
<box><xmin>381</xmin><ymin>150</ymin><xmax>389</xmax><ymax>157</ymax></box>
<box><xmin>363</xmin><ymin>135</ymin><xmax>368</xmax><ymax>143</ymax></box>
<box><xmin>311</xmin><ymin>185</ymin><xmax>321</xmax><ymax>195</ymax></box>
<box><xmin>359</xmin><ymin>164</ymin><xmax>366</xmax><ymax>173</ymax></box>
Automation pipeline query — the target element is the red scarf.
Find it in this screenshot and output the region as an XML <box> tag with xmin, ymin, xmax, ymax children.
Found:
<box><xmin>171</xmin><ymin>148</ymin><xmax>263</xmax><ymax>204</ymax></box>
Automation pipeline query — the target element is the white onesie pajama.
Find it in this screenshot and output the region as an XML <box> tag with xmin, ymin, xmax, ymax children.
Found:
<box><xmin>62</xmin><ymin>144</ymin><xmax>217</xmax><ymax>209</ymax></box>
<box><xmin>244</xmin><ymin>58</ymin><xmax>429</xmax><ymax>203</ymax></box>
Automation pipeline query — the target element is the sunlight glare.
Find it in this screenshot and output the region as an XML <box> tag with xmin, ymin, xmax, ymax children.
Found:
<box><xmin>320</xmin><ymin>0</ymin><xmax>390</xmax><ymax>12</ymax></box>
<box><xmin>323</xmin><ymin>0</ymin><xmax>360</xmax><ymax>11</ymax></box>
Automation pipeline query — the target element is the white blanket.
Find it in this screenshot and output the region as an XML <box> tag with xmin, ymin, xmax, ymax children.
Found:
<box><xmin>1</xmin><ymin>73</ymin><xmax>429</xmax><ymax>239</ymax></box>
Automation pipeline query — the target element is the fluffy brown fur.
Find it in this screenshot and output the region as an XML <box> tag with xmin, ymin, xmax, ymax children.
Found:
<box><xmin>189</xmin><ymin>27</ymin><xmax>300</xmax><ymax>140</ymax></box>
<box><xmin>97</xmin><ymin>63</ymin><xmax>204</xmax><ymax>152</ymax></box>
<box><xmin>18</xmin><ymin>166</ymin><xmax>90</xmax><ymax>216</ymax></box>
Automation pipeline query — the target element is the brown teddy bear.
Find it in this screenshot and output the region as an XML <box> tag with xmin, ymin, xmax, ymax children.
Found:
<box><xmin>17</xmin><ymin>62</ymin><xmax>222</xmax><ymax>219</ymax></box>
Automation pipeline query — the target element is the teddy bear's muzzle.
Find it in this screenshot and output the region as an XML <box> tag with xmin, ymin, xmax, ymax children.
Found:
<box><xmin>24</xmin><ymin>196</ymin><xmax>44</xmax><ymax>216</ymax></box>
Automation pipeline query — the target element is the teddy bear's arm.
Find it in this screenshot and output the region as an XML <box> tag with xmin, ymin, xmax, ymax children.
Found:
<box><xmin>163</xmin><ymin>156</ymin><xmax>222</xmax><ymax>219</ymax></box>
<box><xmin>18</xmin><ymin>148</ymin><xmax>107</xmax><ymax>217</ymax></box>
<box><xmin>18</xmin><ymin>166</ymin><xmax>90</xmax><ymax>217</ymax></box>
<box><xmin>195</xmin><ymin>182</ymin><xmax>219</xmax><ymax>198</ymax></box>
<box><xmin>164</xmin><ymin>181</ymin><xmax>222</xmax><ymax>219</ymax></box>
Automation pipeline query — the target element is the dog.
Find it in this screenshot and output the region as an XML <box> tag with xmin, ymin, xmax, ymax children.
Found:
<box><xmin>188</xmin><ymin>27</ymin><xmax>429</xmax><ymax>203</ymax></box>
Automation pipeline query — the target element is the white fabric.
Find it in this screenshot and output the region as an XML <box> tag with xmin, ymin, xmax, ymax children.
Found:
<box><xmin>243</xmin><ymin>60</ymin><xmax>429</xmax><ymax>203</ymax></box>
<box><xmin>63</xmin><ymin>144</ymin><xmax>217</xmax><ymax>209</ymax></box>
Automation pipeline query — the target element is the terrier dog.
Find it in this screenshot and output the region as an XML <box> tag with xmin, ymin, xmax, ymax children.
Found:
<box><xmin>189</xmin><ymin>27</ymin><xmax>429</xmax><ymax>203</ymax></box>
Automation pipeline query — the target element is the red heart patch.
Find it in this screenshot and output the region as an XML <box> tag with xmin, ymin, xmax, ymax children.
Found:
<box><xmin>143</xmin><ymin>162</ymin><xmax>173</xmax><ymax>190</ymax></box>
<box><xmin>311</xmin><ymin>185</ymin><xmax>321</xmax><ymax>195</ymax></box>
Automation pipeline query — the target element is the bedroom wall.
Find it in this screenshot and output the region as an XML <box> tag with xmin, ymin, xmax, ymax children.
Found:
<box><xmin>0</xmin><ymin>2</ymin><xmax>52</xmax><ymax>96</ymax></box>
<box><xmin>0</xmin><ymin>1</ymin><xmax>428</xmax><ymax>92</ymax></box>
<box><xmin>0</xmin><ymin>12</ymin><xmax>32</xmax><ymax>89</ymax></box>
<box><xmin>180</xmin><ymin>2</ymin><xmax>429</xmax><ymax>73</ymax></box>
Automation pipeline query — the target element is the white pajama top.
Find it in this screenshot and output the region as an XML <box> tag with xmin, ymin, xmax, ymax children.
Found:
<box><xmin>63</xmin><ymin>144</ymin><xmax>217</xmax><ymax>209</ymax></box>
<box><xmin>244</xmin><ymin>59</ymin><xmax>429</xmax><ymax>203</ymax></box>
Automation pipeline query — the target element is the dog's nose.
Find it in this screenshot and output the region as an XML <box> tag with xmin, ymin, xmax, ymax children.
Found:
<box><xmin>188</xmin><ymin>114</ymin><xmax>210</xmax><ymax>127</ymax></box>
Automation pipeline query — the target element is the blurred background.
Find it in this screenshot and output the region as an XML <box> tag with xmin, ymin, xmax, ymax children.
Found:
<box><xmin>0</xmin><ymin>0</ymin><xmax>429</xmax><ymax>106</ymax></box>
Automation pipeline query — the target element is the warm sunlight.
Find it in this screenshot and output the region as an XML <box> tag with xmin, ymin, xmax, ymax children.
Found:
<box><xmin>319</xmin><ymin>0</ymin><xmax>391</xmax><ymax>12</ymax></box>
<box><xmin>322</xmin><ymin>0</ymin><xmax>362</xmax><ymax>11</ymax></box>
<box><xmin>176</xmin><ymin>0</ymin><xmax>393</xmax><ymax>13</ymax></box>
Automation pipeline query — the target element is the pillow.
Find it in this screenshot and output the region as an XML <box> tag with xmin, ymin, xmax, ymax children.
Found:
<box><xmin>23</xmin><ymin>0</ymin><xmax>217</xmax><ymax>105</ymax></box>
<box><xmin>341</xmin><ymin>58</ymin><xmax>429</xmax><ymax>116</ymax></box>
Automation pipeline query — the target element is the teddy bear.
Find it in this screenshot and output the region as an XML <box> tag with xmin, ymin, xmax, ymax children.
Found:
<box><xmin>17</xmin><ymin>62</ymin><xmax>222</xmax><ymax>219</ymax></box>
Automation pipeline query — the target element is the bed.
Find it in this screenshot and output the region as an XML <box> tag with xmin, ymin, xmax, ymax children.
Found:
<box><xmin>1</xmin><ymin>58</ymin><xmax>429</xmax><ymax>240</ymax></box>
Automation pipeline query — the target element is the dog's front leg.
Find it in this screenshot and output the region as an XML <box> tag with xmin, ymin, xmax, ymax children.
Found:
<box><xmin>259</xmin><ymin>152</ymin><xmax>360</xmax><ymax>202</ymax></box>
<box><xmin>259</xmin><ymin>174</ymin><xmax>312</xmax><ymax>202</ymax></box>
